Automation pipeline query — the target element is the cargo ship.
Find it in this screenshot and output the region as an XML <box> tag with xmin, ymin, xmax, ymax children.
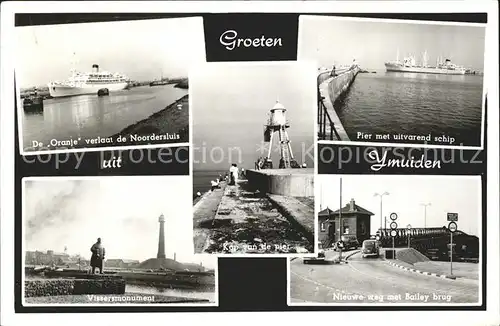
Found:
<box><xmin>385</xmin><ymin>50</ymin><xmax>466</xmax><ymax>75</ymax></box>
<box><xmin>47</xmin><ymin>64</ymin><xmax>129</xmax><ymax>98</ymax></box>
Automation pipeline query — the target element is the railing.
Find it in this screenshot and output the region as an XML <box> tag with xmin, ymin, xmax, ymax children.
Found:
<box><xmin>317</xmin><ymin>68</ymin><xmax>342</xmax><ymax>141</ymax></box>
<box><xmin>318</xmin><ymin>93</ymin><xmax>340</xmax><ymax>140</ymax></box>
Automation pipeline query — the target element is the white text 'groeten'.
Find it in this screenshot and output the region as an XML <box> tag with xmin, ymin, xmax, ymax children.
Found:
<box><xmin>219</xmin><ymin>30</ymin><xmax>282</xmax><ymax>51</ymax></box>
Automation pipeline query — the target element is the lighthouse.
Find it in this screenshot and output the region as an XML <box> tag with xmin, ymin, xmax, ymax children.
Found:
<box><xmin>262</xmin><ymin>101</ymin><xmax>301</xmax><ymax>169</ymax></box>
<box><xmin>157</xmin><ymin>214</ymin><xmax>166</xmax><ymax>259</ymax></box>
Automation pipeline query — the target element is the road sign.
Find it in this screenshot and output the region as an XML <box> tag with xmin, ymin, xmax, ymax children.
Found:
<box><xmin>390</xmin><ymin>221</ymin><xmax>398</xmax><ymax>230</ymax></box>
<box><xmin>337</xmin><ymin>241</ymin><xmax>344</xmax><ymax>249</ymax></box>
<box><xmin>448</xmin><ymin>221</ymin><xmax>458</xmax><ymax>233</ymax></box>
<box><xmin>375</xmin><ymin>235</ymin><xmax>380</xmax><ymax>241</ymax></box>
<box><xmin>447</xmin><ymin>213</ymin><xmax>458</xmax><ymax>221</ymax></box>
<box><xmin>447</xmin><ymin>243</ymin><xmax>457</xmax><ymax>248</ymax></box>
<box><xmin>390</xmin><ymin>213</ymin><xmax>398</xmax><ymax>221</ymax></box>
<box><xmin>390</xmin><ymin>230</ymin><xmax>397</xmax><ymax>237</ymax></box>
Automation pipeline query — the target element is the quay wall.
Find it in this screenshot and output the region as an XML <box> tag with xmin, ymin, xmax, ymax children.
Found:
<box><xmin>325</xmin><ymin>67</ymin><xmax>359</xmax><ymax>105</ymax></box>
<box><xmin>246</xmin><ymin>169</ymin><xmax>314</xmax><ymax>197</ymax></box>
<box><xmin>318</xmin><ymin>67</ymin><xmax>359</xmax><ymax>141</ymax></box>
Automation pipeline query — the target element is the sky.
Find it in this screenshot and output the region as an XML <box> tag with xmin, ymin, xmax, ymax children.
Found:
<box><xmin>24</xmin><ymin>177</ymin><xmax>217</xmax><ymax>269</ymax></box>
<box><xmin>15</xmin><ymin>17</ymin><xmax>205</xmax><ymax>88</ymax></box>
<box><xmin>192</xmin><ymin>62</ymin><xmax>316</xmax><ymax>171</ymax></box>
<box><xmin>299</xmin><ymin>17</ymin><xmax>486</xmax><ymax>71</ymax></box>
<box><xmin>319</xmin><ymin>175</ymin><xmax>481</xmax><ymax>237</ymax></box>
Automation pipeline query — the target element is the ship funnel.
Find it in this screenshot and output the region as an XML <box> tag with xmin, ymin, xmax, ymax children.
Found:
<box><xmin>92</xmin><ymin>64</ymin><xmax>99</xmax><ymax>73</ymax></box>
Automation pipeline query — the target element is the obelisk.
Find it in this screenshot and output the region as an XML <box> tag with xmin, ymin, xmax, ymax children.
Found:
<box><xmin>157</xmin><ymin>214</ymin><xmax>166</xmax><ymax>259</ymax></box>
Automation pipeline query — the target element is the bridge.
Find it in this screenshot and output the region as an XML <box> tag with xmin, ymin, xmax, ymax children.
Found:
<box><xmin>317</xmin><ymin>65</ymin><xmax>359</xmax><ymax>141</ymax></box>
<box><xmin>376</xmin><ymin>227</ymin><xmax>479</xmax><ymax>262</ymax></box>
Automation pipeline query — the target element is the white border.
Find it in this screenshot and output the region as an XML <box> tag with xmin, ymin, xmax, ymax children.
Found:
<box><xmin>298</xmin><ymin>15</ymin><xmax>488</xmax><ymax>151</ymax></box>
<box><xmin>15</xmin><ymin>16</ymin><xmax>203</xmax><ymax>156</ymax></box>
<box><xmin>288</xmin><ymin>174</ymin><xmax>483</xmax><ymax>307</ymax></box>
<box><xmin>1</xmin><ymin>1</ymin><xmax>498</xmax><ymax>326</ymax></box>
<box><xmin>20</xmin><ymin>175</ymin><xmax>219</xmax><ymax>308</ymax></box>
<box><xmin>190</xmin><ymin>60</ymin><xmax>318</xmax><ymax>258</ymax></box>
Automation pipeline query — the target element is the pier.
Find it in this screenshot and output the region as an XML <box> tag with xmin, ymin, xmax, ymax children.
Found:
<box><xmin>193</xmin><ymin>100</ymin><xmax>314</xmax><ymax>254</ymax></box>
<box><xmin>193</xmin><ymin>176</ymin><xmax>314</xmax><ymax>254</ymax></box>
<box><xmin>317</xmin><ymin>66</ymin><xmax>359</xmax><ymax>141</ymax></box>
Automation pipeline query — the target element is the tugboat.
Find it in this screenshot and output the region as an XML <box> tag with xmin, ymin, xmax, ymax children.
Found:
<box><xmin>23</xmin><ymin>90</ymin><xmax>44</xmax><ymax>112</ymax></box>
<box><xmin>149</xmin><ymin>71</ymin><xmax>169</xmax><ymax>86</ymax></box>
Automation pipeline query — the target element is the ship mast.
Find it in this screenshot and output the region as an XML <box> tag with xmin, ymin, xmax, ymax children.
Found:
<box><xmin>396</xmin><ymin>48</ymin><xmax>399</xmax><ymax>63</ymax></box>
<box><xmin>70</xmin><ymin>52</ymin><xmax>77</xmax><ymax>77</ymax></box>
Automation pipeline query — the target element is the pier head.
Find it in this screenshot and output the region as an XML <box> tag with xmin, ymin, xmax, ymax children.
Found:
<box><xmin>193</xmin><ymin>100</ymin><xmax>314</xmax><ymax>254</ymax></box>
<box><xmin>246</xmin><ymin>168</ymin><xmax>314</xmax><ymax>197</ymax></box>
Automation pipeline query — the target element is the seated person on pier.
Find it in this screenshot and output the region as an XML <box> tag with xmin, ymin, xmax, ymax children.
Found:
<box><xmin>210</xmin><ymin>179</ymin><xmax>220</xmax><ymax>191</ymax></box>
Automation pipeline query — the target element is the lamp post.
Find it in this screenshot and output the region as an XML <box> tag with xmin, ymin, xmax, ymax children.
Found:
<box><xmin>374</xmin><ymin>192</ymin><xmax>390</xmax><ymax>232</ymax></box>
<box><xmin>420</xmin><ymin>203</ymin><xmax>431</xmax><ymax>229</ymax></box>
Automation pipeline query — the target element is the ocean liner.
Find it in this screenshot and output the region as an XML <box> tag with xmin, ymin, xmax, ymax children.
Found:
<box><xmin>48</xmin><ymin>64</ymin><xmax>129</xmax><ymax>98</ymax></box>
<box><xmin>385</xmin><ymin>50</ymin><xmax>466</xmax><ymax>75</ymax></box>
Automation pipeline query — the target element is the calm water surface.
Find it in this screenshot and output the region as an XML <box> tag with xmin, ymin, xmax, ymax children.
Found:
<box><xmin>126</xmin><ymin>284</ymin><xmax>215</xmax><ymax>302</ymax></box>
<box><xmin>336</xmin><ymin>72</ymin><xmax>484</xmax><ymax>146</ymax></box>
<box><xmin>21</xmin><ymin>84</ymin><xmax>187</xmax><ymax>150</ymax></box>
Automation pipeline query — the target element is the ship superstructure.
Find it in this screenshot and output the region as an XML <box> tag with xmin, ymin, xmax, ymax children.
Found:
<box><xmin>385</xmin><ymin>50</ymin><xmax>466</xmax><ymax>75</ymax></box>
<box><xmin>48</xmin><ymin>64</ymin><xmax>129</xmax><ymax>98</ymax></box>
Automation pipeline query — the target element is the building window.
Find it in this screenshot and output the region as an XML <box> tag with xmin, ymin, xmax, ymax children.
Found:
<box><xmin>320</xmin><ymin>222</ymin><xmax>326</xmax><ymax>232</ymax></box>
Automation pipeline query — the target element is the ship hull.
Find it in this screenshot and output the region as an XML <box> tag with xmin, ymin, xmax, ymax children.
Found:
<box><xmin>385</xmin><ymin>63</ymin><xmax>465</xmax><ymax>75</ymax></box>
<box><xmin>47</xmin><ymin>82</ymin><xmax>129</xmax><ymax>98</ymax></box>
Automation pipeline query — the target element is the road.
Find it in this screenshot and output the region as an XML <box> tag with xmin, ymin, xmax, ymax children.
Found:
<box><xmin>290</xmin><ymin>250</ymin><xmax>479</xmax><ymax>304</ymax></box>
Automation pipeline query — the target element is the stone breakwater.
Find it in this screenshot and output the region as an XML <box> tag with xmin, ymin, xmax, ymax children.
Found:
<box><xmin>25</xmin><ymin>278</ymin><xmax>126</xmax><ymax>297</ymax></box>
<box><xmin>193</xmin><ymin>176</ymin><xmax>314</xmax><ymax>254</ymax></box>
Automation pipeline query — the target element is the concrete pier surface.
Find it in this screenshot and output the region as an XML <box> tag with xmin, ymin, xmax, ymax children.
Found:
<box><xmin>318</xmin><ymin>67</ymin><xmax>359</xmax><ymax>141</ymax></box>
<box><xmin>193</xmin><ymin>178</ymin><xmax>313</xmax><ymax>254</ymax></box>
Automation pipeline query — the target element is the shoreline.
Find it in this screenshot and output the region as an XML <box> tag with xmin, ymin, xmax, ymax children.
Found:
<box><xmin>105</xmin><ymin>93</ymin><xmax>189</xmax><ymax>148</ymax></box>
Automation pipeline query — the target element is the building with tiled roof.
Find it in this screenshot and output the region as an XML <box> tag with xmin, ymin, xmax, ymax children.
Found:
<box><xmin>318</xmin><ymin>198</ymin><xmax>374</xmax><ymax>247</ymax></box>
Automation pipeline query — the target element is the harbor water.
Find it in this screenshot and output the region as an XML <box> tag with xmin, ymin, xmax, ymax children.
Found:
<box><xmin>336</xmin><ymin>72</ymin><xmax>484</xmax><ymax>146</ymax></box>
<box><xmin>21</xmin><ymin>84</ymin><xmax>187</xmax><ymax>150</ymax></box>
<box><xmin>126</xmin><ymin>284</ymin><xmax>215</xmax><ymax>302</ymax></box>
<box><xmin>193</xmin><ymin>170</ymin><xmax>226</xmax><ymax>194</ymax></box>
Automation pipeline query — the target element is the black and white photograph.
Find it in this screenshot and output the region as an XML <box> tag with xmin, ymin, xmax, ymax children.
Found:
<box><xmin>289</xmin><ymin>175</ymin><xmax>481</xmax><ymax>305</ymax></box>
<box><xmin>22</xmin><ymin>176</ymin><xmax>218</xmax><ymax>306</ymax></box>
<box><xmin>299</xmin><ymin>16</ymin><xmax>487</xmax><ymax>149</ymax></box>
<box><xmin>16</xmin><ymin>17</ymin><xmax>205</xmax><ymax>155</ymax></box>
<box><xmin>191</xmin><ymin>62</ymin><xmax>316</xmax><ymax>255</ymax></box>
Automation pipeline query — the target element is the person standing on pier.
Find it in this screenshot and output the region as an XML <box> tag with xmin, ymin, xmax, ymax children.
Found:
<box><xmin>90</xmin><ymin>238</ymin><xmax>106</xmax><ymax>274</ymax></box>
<box><xmin>229</xmin><ymin>164</ymin><xmax>239</xmax><ymax>185</ymax></box>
